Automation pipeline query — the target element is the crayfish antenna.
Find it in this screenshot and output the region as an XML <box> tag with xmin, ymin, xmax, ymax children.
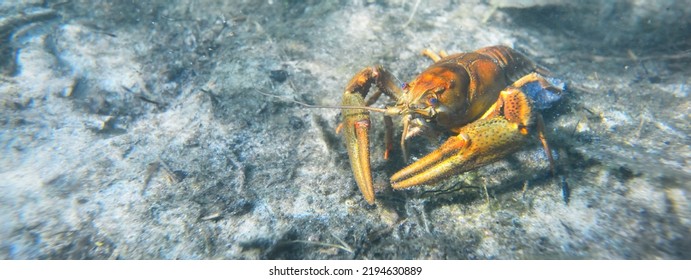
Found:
<box><xmin>255</xmin><ymin>89</ymin><xmax>388</xmax><ymax>113</ymax></box>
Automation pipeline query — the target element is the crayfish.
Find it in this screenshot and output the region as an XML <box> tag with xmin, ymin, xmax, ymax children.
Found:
<box><xmin>339</xmin><ymin>46</ymin><xmax>565</xmax><ymax>204</ymax></box>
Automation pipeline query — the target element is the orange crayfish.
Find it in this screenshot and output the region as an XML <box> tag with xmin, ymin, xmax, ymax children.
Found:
<box><xmin>339</xmin><ymin>45</ymin><xmax>565</xmax><ymax>204</ymax></box>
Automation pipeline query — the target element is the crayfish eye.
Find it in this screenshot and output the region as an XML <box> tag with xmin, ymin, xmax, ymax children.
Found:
<box><xmin>428</xmin><ymin>97</ymin><xmax>439</xmax><ymax>107</ymax></box>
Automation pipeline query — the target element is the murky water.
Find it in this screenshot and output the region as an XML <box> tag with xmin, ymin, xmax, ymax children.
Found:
<box><xmin>1</xmin><ymin>0</ymin><xmax>689</xmax><ymax>260</ymax></box>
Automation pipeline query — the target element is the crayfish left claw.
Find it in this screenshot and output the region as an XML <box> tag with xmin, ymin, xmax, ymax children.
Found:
<box><xmin>391</xmin><ymin>117</ymin><xmax>527</xmax><ymax>189</ymax></box>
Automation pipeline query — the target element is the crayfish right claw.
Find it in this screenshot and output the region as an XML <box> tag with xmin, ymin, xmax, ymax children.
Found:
<box><xmin>341</xmin><ymin>68</ymin><xmax>377</xmax><ymax>205</ymax></box>
<box><xmin>342</xmin><ymin>89</ymin><xmax>374</xmax><ymax>204</ymax></box>
<box><xmin>340</xmin><ymin>66</ymin><xmax>403</xmax><ymax>204</ymax></box>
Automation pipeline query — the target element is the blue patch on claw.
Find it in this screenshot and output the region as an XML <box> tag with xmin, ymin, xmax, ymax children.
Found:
<box><xmin>521</xmin><ymin>77</ymin><xmax>566</xmax><ymax>110</ymax></box>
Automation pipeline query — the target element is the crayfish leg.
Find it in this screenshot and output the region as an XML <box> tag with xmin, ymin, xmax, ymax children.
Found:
<box><xmin>421</xmin><ymin>49</ymin><xmax>449</xmax><ymax>63</ymax></box>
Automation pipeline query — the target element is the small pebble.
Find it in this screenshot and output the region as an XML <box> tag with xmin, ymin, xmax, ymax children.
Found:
<box><xmin>269</xmin><ymin>70</ymin><xmax>288</xmax><ymax>83</ymax></box>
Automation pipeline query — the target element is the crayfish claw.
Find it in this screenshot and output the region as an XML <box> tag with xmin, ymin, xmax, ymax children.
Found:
<box><xmin>342</xmin><ymin>89</ymin><xmax>375</xmax><ymax>204</ymax></box>
<box><xmin>391</xmin><ymin>117</ymin><xmax>525</xmax><ymax>189</ymax></box>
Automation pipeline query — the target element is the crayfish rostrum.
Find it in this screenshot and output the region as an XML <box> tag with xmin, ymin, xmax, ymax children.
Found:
<box><xmin>339</xmin><ymin>45</ymin><xmax>565</xmax><ymax>204</ymax></box>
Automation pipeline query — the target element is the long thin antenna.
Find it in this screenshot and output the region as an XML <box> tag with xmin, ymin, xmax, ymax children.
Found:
<box><xmin>403</xmin><ymin>0</ymin><xmax>421</xmax><ymax>27</ymax></box>
<box><xmin>255</xmin><ymin>89</ymin><xmax>388</xmax><ymax>113</ymax></box>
